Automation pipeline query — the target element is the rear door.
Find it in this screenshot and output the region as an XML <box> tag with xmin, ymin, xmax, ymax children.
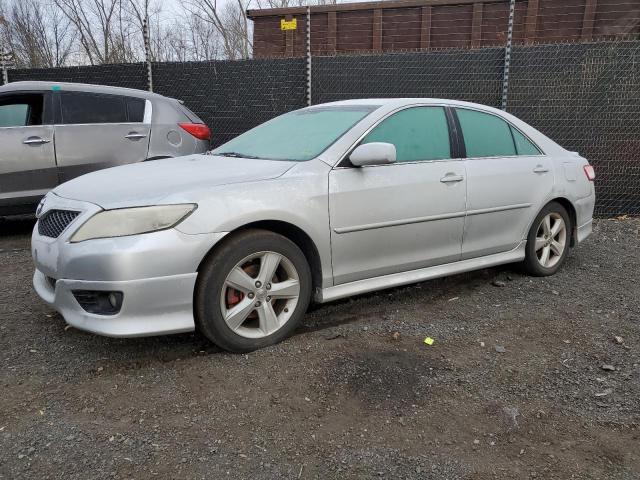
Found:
<box><xmin>54</xmin><ymin>91</ymin><xmax>151</xmax><ymax>183</ymax></box>
<box><xmin>0</xmin><ymin>91</ymin><xmax>57</xmax><ymax>212</ymax></box>
<box><xmin>455</xmin><ymin>107</ymin><xmax>553</xmax><ymax>259</ymax></box>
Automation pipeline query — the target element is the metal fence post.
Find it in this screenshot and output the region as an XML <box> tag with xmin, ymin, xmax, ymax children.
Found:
<box><xmin>0</xmin><ymin>15</ymin><xmax>8</xmax><ymax>85</ymax></box>
<box><xmin>306</xmin><ymin>6</ymin><xmax>312</xmax><ymax>106</ymax></box>
<box><xmin>143</xmin><ymin>15</ymin><xmax>153</xmax><ymax>92</ymax></box>
<box><xmin>501</xmin><ymin>0</ymin><xmax>516</xmax><ymax>110</ymax></box>
<box><xmin>0</xmin><ymin>53</ymin><xmax>7</xmax><ymax>85</ymax></box>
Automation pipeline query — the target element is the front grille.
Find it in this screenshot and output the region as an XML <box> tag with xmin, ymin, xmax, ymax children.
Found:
<box><xmin>38</xmin><ymin>210</ymin><xmax>80</xmax><ymax>238</ymax></box>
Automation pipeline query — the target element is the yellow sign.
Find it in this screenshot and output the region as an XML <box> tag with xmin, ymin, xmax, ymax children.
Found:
<box><xmin>280</xmin><ymin>18</ymin><xmax>297</xmax><ymax>31</ymax></box>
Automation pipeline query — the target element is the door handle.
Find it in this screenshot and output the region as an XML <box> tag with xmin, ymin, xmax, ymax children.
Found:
<box><xmin>23</xmin><ymin>137</ymin><xmax>51</xmax><ymax>145</ymax></box>
<box><xmin>533</xmin><ymin>165</ymin><xmax>549</xmax><ymax>174</ymax></box>
<box><xmin>440</xmin><ymin>174</ymin><xmax>464</xmax><ymax>183</ymax></box>
<box><xmin>125</xmin><ymin>133</ymin><xmax>148</xmax><ymax>140</ymax></box>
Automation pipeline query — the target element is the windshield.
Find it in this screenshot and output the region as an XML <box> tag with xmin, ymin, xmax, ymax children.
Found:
<box><xmin>211</xmin><ymin>105</ymin><xmax>377</xmax><ymax>161</ymax></box>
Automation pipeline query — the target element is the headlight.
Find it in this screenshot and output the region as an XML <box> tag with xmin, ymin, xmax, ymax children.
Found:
<box><xmin>70</xmin><ymin>204</ymin><xmax>196</xmax><ymax>242</ymax></box>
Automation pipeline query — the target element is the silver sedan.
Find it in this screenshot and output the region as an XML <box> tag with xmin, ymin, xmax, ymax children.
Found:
<box><xmin>31</xmin><ymin>98</ymin><xmax>596</xmax><ymax>352</ymax></box>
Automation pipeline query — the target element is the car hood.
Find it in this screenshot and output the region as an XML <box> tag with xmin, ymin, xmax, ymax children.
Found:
<box><xmin>53</xmin><ymin>155</ymin><xmax>297</xmax><ymax>209</ymax></box>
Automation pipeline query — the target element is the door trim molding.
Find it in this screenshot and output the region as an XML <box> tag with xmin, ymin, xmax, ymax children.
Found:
<box><xmin>333</xmin><ymin>203</ymin><xmax>531</xmax><ymax>234</ymax></box>
<box><xmin>467</xmin><ymin>202</ymin><xmax>532</xmax><ymax>216</ymax></box>
<box><xmin>316</xmin><ymin>242</ymin><xmax>526</xmax><ymax>302</ymax></box>
<box><xmin>333</xmin><ymin>210</ymin><xmax>466</xmax><ymax>234</ymax></box>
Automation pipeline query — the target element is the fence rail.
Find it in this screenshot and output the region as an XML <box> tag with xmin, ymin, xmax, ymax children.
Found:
<box><xmin>1</xmin><ymin>39</ymin><xmax>638</xmax><ymax>217</ymax></box>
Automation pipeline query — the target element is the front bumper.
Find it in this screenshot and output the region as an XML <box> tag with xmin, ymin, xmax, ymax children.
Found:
<box><xmin>32</xmin><ymin>193</ymin><xmax>226</xmax><ymax>337</ymax></box>
<box><xmin>33</xmin><ymin>269</ymin><xmax>198</xmax><ymax>337</ymax></box>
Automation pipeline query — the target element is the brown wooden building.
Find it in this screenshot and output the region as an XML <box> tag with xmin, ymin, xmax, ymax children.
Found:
<box><xmin>247</xmin><ymin>0</ymin><xmax>640</xmax><ymax>58</ymax></box>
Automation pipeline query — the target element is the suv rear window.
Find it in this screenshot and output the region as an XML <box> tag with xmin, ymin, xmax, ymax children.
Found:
<box><xmin>126</xmin><ymin>97</ymin><xmax>146</xmax><ymax>122</ymax></box>
<box><xmin>61</xmin><ymin>92</ymin><xmax>127</xmax><ymax>124</ymax></box>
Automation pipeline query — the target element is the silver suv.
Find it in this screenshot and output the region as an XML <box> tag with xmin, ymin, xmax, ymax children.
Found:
<box><xmin>0</xmin><ymin>81</ymin><xmax>210</xmax><ymax>216</ymax></box>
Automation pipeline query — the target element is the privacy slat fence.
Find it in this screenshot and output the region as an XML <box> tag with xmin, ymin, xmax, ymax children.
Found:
<box><xmin>2</xmin><ymin>40</ymin><xmax>639</xmax><ymax>217</ymax></box>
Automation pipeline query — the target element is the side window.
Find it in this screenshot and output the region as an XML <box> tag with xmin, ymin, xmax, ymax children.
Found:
<box><xmin>456</xmin><ymin>108</ymin><xmax>516</xmax><ymax>158</ymax></box>
<box><xmin>0</xmin><ymin>94</ymin><xmax>44</xmax><ymax>127</ymax></box>
<box><xmin>511</xmin><ymin>126</ymin><xmax>541</xmax><ymax>155</ymax></box>
<box><xmin>126</xmin><ymin>97</ymin><xmax>146</xmax><ymax>123</ymax></box>
<box><xmin>361</xmin><ymin>106</ymin><xmax>451</xmax><ymax>162</ymax></box>
<box><xmin>61</xmin><ymin>92</ymin><xmax>127</xmax><ymax>124</ymax></box>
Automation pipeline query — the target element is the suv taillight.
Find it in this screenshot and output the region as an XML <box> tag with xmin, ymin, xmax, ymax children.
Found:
<box><xmin>179</xmin><ymin>123</ymin><xmax>211</xmax><ymax>141</ymax></box>
<box><xmin>583</xmin><ymin>165</ymin><xmax>596</xmax><ymax>181</ymax></box>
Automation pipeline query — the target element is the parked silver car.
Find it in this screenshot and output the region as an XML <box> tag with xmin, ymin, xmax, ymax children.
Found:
<box><xmin>0</xmin><ymin>81</ymin><xmax>210</xmax><ymax>216</ymax></box>
<box><xmin>31</xmin><ymin>98</ymin><xmax>595</xmax><ymax>352</ymax></box>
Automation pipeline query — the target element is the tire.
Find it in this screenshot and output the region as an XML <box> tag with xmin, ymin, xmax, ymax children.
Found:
<box><xmin>195</xmin><ymin>229</ymin><xmax>312</xmax><ymax>352</ymax></box>
<box><xmin>522</xmin><ymin>201</ymin><xmax>572</xmax><ymax>277</ymax></box>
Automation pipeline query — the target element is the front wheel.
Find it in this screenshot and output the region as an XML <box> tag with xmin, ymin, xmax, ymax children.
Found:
<box><xmin>523</xmin><ymin>201</ymin><xmax>571</xmax><ymax>277</ymax></box>
<box><xmin>195</xmin><ymin>229</ymin><xmax>312</xmax><ymax>352</ymax></box>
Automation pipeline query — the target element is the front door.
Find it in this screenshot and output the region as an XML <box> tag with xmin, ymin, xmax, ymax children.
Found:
<box><xmin>329</xmin><ymin>106</ymin><xmax>467</xmax><ymax>285</ymax></box>
<box><xmin>0</xmin><ymin>92</ymin><xmax>57</xmax><ymax>213</ymax></box>
<box><xmin>54</xmin><ymin>91</ymin><xmax>150</xmax><ymax>183</ymax></box>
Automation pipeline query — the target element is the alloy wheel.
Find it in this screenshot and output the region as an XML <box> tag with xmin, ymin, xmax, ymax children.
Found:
<box><xmin>220</xmin><ymin>251</ymin><xmax>301</xmax><ymax>339</ymax></box>
<box><xmin>535</xmin><ymin>213</ymin><xmax>567</xmax><ymax>268</ymax></box>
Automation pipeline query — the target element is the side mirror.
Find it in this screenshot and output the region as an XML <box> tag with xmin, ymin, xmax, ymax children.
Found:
<box><xmin>349</xmin><ymin>142</ymin><xmax>396</xmax><ymax>167</ymax></box>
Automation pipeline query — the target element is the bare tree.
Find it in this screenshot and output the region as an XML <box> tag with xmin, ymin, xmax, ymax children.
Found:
<box><xmin>1</xmin><ymin>0</ymin><xmax>75</xmax><ymax>68</ymax></box>
<box><xmin>1</xmin><ymin>0</ymin><xmax>346</xmax><ymax>67</ymax></box>
<box><xmin>183</xmin><ymin>0</ymin><xmax>252</xmax><ymax>60</ymax></box>
<box><xmin>53</xmin><ymin>0</ymin><xmax>139</xmax><ymax>64</ymax></box>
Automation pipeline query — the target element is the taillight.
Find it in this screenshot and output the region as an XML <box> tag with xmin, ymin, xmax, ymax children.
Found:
<box><xmin>583</xmin><ymin>165</ymin><xmax>596</xmax><ymax>181</ymax></box>
<box><xmin>178</xmin><ymin>123</ymin><xmax>211</xmax><ymax>141</ymax></box>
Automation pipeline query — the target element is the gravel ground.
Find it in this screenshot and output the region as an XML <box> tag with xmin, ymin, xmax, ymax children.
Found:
<box><xmin>0</xmin><ymin>216</ymin><xmax>638</xmax><ymax>480</ymax></box>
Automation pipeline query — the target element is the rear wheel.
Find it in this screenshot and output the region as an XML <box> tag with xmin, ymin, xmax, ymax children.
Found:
<box><xmin>195</xmin><ymin>229</ymin><xmax>312</xmax><ymax>352</ymax></box>
<box><xmin>523</xmin><ymin>202</ymin><xmax>571</xmax><ymax>276</ymax></box>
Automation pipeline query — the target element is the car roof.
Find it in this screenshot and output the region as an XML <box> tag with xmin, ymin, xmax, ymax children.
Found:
<box><xmin>313</xmin><ymin>97</ymin><xmax>507</xmax><ymax>115</ymax></box>
<box><xmin>0</xmin><ymin>81</ymin><xmax>172</xmax><ymax>102</ymax></box>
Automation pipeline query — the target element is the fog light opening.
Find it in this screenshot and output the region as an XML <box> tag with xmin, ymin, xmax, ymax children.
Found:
<box><xmin>72</xmin><ymin>290</ymin><xmax>124</xmax><ymax>315</ymax></box>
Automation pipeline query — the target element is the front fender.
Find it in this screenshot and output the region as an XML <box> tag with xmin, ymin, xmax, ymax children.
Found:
<box><xmin>175</xmin><ymin>168</ymin><xmax>332</xmax><ymax>287</ymax></box>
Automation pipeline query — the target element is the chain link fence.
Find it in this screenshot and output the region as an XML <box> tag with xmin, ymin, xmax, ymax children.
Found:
<box><xmin>152</xmin><ymin>58</ymin><xmax>306</xmax><ymax>146</ymax></box>
<box><xmin>312</xmin><ymin>47</ymin><xmax>505</xmax><ymax>107</ymax></box>
<box><xmin>1</xmin><ymin>40</ymin><xmax>638</xmax><ymax>216</ymax></box>
<box><xmin>6</xmin><ymin>63</ymin><xmax>148</xmax><ymax>91</ymax></box>
<box><xmin>508</xmin><ymin>41</ymin><xmax>640</xmax><ymax>217</ymax></box>
<box><xmin>311</xmin><ymin>40</ymin><xmax>640</xmax><ymax>217</ymax></box>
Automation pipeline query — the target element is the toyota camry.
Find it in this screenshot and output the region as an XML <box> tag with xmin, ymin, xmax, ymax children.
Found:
<box><xmin>31</xmin><ymin>99</ymin><xmax>596</xmax><ymax>352</ymax></box>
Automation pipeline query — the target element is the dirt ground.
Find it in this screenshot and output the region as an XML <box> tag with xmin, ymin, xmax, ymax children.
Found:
<box><xmin>0</xmin><ymin>216</ymin><xmax>638</xmax><ymax>480</ymax></box>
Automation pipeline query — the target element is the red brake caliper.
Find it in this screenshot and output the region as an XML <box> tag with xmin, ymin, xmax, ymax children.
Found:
<box><xmin>226</xmin><ymin>289</ymin><xmax>244</xmax><ymax>308</ymax></box>
<box><xmin>225</xmin><ymin>264</ymin><xmax>258</xmax><ymax>309</ymax></box>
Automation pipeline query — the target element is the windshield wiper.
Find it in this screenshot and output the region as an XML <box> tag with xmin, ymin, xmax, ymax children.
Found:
<box><xmin>214</xmin><ymin>151</ymin><xmax>263</xmax><ymax>159</ymax></box>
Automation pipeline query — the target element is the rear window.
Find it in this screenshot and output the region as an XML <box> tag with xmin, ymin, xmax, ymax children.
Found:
<box><xmin>126</xmin><ymin>97</ymin><xmax>146</xmax><ymax>122</ymax></box>
<box><xmin>456</xmin><ymin>108</ymin><xmax>516</xmax><ymax>158</ymax></box>
<box><xmin>61</xmin><ymin>92</ymin><xmax>127</xmax><ymax>124</ymax></box>
<box><xmin>511</xmin><ymin>126</ymin><xmax>541</xmax><ymax>155</ymax></box>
